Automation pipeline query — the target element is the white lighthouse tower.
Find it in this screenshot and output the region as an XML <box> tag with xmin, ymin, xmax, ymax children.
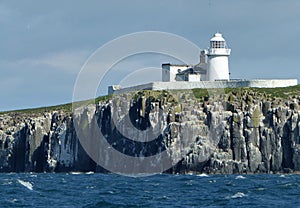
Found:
<box><xmin>206</xmin><ymin>32</ymin><xmax>231</xmax><ymax>81</ymax></box>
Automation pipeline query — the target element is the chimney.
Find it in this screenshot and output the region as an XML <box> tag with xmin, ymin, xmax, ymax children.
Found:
<box><xmin>200</xmin><ymin>50</ymin><xmax>206</xmax><ymax>64</ymax></box>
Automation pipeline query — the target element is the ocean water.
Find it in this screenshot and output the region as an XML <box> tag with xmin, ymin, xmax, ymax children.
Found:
<box><xmin>0</xmin><ymin>173</ymin><xmax>299</xmax><ymax>208</ymax></box>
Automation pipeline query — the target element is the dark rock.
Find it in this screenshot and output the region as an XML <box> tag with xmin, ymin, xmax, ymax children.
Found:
<box><xmin>0</xmin><ymin>90</ymin><xmax>300</xmax><ymax>174</ymax></box>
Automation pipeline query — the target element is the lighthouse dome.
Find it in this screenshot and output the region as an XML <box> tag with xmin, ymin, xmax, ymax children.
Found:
<box><xmin>210</xmin><ymin>33</ymin><xmax>225</xmax><ymax>41</ymax></box>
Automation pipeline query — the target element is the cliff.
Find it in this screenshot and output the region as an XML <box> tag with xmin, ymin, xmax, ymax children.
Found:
<box><xmin>1</xmin><ymin>86</ymin><xmax>300</xmax><ymax>174</ymax></box>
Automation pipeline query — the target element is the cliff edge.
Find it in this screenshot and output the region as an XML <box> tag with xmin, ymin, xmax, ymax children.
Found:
<box><xmin>1</xmin><ymin>86</ymin><xmax>300</xmax><ymax>174</ymax></box>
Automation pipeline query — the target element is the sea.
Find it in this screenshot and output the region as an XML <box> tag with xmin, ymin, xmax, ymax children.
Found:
<box><xmin>0</xmin><ymin>173</ymin><xmax>299</xmax><ymax>208</ymax></box>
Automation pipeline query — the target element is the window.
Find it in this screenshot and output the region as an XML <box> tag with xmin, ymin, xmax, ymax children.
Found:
<box><xmin>220</xmin><ymin>42</ymin><xmax>225</xmax><ymax>48</ymax></box>
<box><xmin>211</xmin><ymin>41</ymin><xmax>226</xmax><ymax>48</ymax></box>
<box><xmin>210</xmin><ymin>42</ymin><xmax>214</xmax><ymax>48</ymax></box>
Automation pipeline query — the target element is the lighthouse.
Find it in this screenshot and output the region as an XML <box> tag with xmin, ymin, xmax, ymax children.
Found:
<box><xmin>109</xmin><ymin>32</ymin><xmax>298</xmax><ymax>95</ymax></box>
<box><xmin>206</xmin><ymin>32</ymin><xmax>231</xmax><ymax>81</ymax></box>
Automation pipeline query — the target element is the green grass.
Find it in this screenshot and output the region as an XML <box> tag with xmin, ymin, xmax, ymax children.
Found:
<box><xmin>1</xmin><ymin>85</ymin><xmax>300</xmax><ymax>116</ymax></box>
<box><xmin>0</xmin><ymin>94</ymin><xmax>114</xmax><ymax>116</ymax></box>
<box><xmin>0</xmin><ymin>103</ymin><xmax>73</xmax><ymax>115</ymax></box>
<box><xmin>252</xmin><ymin>85</ymin><xmax>300</xmax><ymax>98</ymax></box>
<box><xmin>223</xmin><ymin>85</ymin><xmax>300</xmax><ymax>99</ymax></box>
<box><xmin>191</xmin><ymin>88</ymin><xmax>209</xmax><ymax>99</ymax></box>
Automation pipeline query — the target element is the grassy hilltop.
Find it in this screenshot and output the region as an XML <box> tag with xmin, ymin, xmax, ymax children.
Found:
<box><xmin>1</xmin><ymin>84</ymin><xmax>300</xmax><ymax>115</ymax></box>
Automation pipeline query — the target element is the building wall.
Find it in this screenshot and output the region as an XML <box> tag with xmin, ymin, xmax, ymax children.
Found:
<box><xmin>207</xmin><ymin>55</ymin><xmax>230</xmax><ymax>81</ymax></box>
<box><xmin>162</xmin><ymin>64</ymin><xmax>170</xmax><ymax>82</ymax></box>
<box><xmin>108</xmin><ymin>79</ymin><xmax>298</xmax><ymax>95</ymax></box>
<box><xmin>108</xmin><ymin>85</ymin><xmax>122</xmax><ymax>95</ymax></box>
<box><xmin>200</xmin><ymin>74</ymin><xmax>207</xmax><ymax>81</ymax></box>
<box><xmin>162</xmin><ymin>64</ymin><xmax>191</xmax><ymax>82</ymax></box>
<box><xmin>188</xmin><ymin>74</ymin><xmax>201</xmax><ymax>82</ymax></box>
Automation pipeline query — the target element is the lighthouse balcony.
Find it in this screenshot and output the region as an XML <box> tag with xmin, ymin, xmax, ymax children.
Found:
<box><xmin>206</xmin><ymin>48</ymin><xmax>231</xmax><ymax>56</ymax></box>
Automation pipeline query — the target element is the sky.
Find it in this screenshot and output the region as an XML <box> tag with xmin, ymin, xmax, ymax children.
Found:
<box><xmin>0</xmin><ymin>0</ymin><xmax>300</xmax><ymax>111</ymax></box>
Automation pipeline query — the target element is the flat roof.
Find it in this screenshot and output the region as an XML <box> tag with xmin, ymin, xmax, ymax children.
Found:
<box><xmin>162</xmin><ymin>63</ymin><xmax>191</xmax><ymax>67</ymax></box>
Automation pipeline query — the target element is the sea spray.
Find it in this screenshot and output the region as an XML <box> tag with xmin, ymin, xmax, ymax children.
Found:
<box><xmin>17</xmin><ymin>179</ymin><xmax>33</xmax><ymax>191</ymax></box>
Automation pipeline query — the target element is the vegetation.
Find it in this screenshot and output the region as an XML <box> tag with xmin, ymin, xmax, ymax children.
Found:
<box><xmin>1</xmin><ymin>85</ymin><xmax>300</xmax><ymax>116</ymax></box>
<box><xmin>0</xmin><ymin>103</ymin><xmax>73</xmax><ymax>115</ymax></box>
<box><xmin>252</xmin><ymin>85</ymin><xmax>300</xmax><ymax>98</ymax></box>
<box><xmin>222</xmin><ymin>85</ymin><xmax>300</xmax><ymax>99</ymax></box>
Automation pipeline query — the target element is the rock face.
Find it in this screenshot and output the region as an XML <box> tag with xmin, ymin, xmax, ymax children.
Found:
<box><xmin>0</xmin><ymin>112</ymin><xmax>96</xmax><ymax>172</ymax></box>
<box><xmin>0</xmin><ymin>89</ymin><xmax>300</xmax><ymax>174</ymax></box>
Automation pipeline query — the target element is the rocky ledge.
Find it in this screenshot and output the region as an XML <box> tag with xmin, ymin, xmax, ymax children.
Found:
<box><xmin>1</xmin><ymin>86</ymin><xmax>300</xmax><ymax>174</ymax></box>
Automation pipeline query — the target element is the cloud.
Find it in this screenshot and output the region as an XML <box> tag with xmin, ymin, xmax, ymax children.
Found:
<box><xmin>0</xmin><ymin>0</ymin><xmax>300</xmax><ymax>111</ymax></box>
<box><xmin>1</xmin><ymin>50</ymin><xmax>91</xmax><ymax>74</ymax></box>
<box><xmin>22</xmin><ymin>50</ymin><xmax>91</xmax><ymax>73</ymax></box>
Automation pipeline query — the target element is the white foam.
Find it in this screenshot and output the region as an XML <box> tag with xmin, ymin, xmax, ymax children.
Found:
<box><xmin>70</xmin><ymin>172</ymin><xmax>83</xmax><ymax>175</ymax></box>
<box><xmin>235</xmin><ymin>175</ymin><xmax>246</xmax><ymax>179</ymax></box>
<box><xmin>8</xmin><ymin>199</ymin><xmax>18</xmax><ymax>203</ymax></box>
<box><xmin>85</xmin><ymin>171</ymin><xmax>94</xmax><ymax>174</ymax></box>
<box><xmin>17</xmin><ymin>179</ymin><xmax>33</xmax><ymax>191</ymax></box>
<box><xmin>2</xmin><ymin>181</ymin><xmax>12</xmax><ymax>185</ymax></box>
<box><xmin>279</xmin><ymin>174</ymin><xmax>285</xmax><ymax>178</ymax></box>
<box><xmin>231</xmin><ymin>192</ymin><xmax>246</xmax><ymax>199</ymax></box>
<box><xmin>198</xmin><ymin>173</ymin><xmax>209</xmax><ymax>177</ymax></box>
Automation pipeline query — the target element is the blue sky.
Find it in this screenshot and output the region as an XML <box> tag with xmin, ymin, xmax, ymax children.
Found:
<box><xmin>0</xmin><ymin>0</ymin><xmax>299</xmax><ymax>111</ymax></box>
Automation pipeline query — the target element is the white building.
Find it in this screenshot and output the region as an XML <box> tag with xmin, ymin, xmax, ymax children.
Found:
<box><xmin>175</xmin><ymin>51</ymin><xmax>207</xmax><ymax>82</ymax></box>
<box><xmin>108</xmin><ymin>32</ymin><xmax>297</xmax><ymax>95</ymax></box>
<box><xmin>161</xmin><ymin>64</ymin><xmax>192</xmax><ymax>82</ymax></box>
<box><xmin>162</xmin><ymin>32</ymin><xmax>231</xmax><ymax>82</ymax></box>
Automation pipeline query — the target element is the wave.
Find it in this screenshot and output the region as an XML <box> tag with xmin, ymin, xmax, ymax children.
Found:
<box><xmin>85</xmin><ymin>171</ymin><xmax>94</xmax><ymax>174</ymax></box>
<box><xmin>70</xmin><ymin>171</ymin><xmax>95</xmax><ymax>175</ymax></box>
<box><xmin>70</xmin><ymin>172</ymin><xmax>84</xmax><ymax>175</ymax></box>
<box><xmin>197</xmin><ymin>173</ymin><xmax>209</xmax><ymax>177</ymax></box>
<box><xmin>17</xmin><ymin>179</ymin><xmax>33</xmax><ymax>191</ymax></box>
<box><xmin>235</xmin><ymin>175</ymin><xmax>246</xmax><ymax>179</ymax></box>
<box><xmin>230</xmin><ymin>192</ymin><xmax>247</xmax><ymax>199</ymax></box>
<box><xmin>2</xmin><ymin>181</ymin><xmax>13</xmax><ymax>185</ymax></box>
